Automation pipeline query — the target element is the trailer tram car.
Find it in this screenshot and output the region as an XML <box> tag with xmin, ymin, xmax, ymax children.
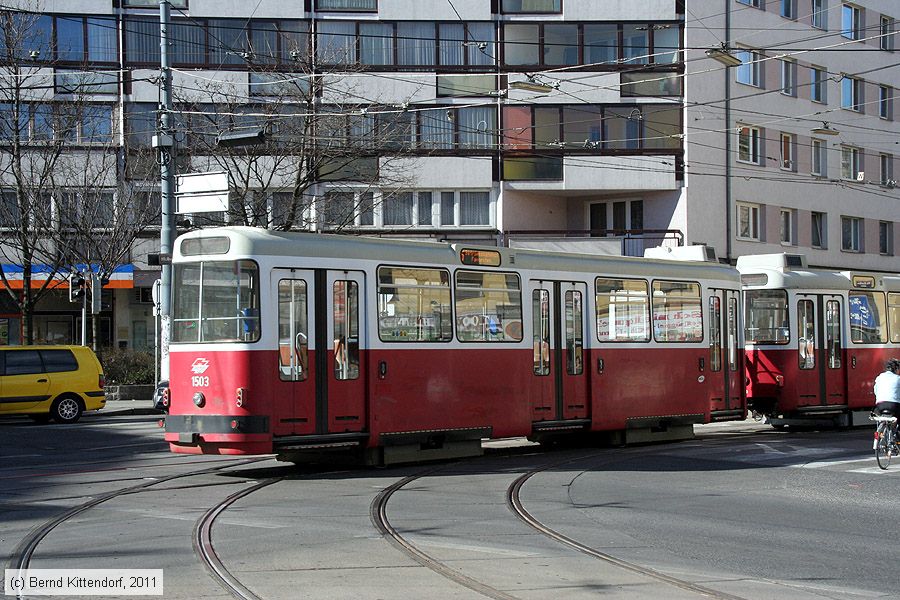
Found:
<box><xmin>738</xmin><ymin>253</ymin><xmax>900</xmax><ymax>428</ymax></box>
<box><xmin>164</xmin><ymin>227</ymin><xmax>745</xmax><ymax>464</ymax></box>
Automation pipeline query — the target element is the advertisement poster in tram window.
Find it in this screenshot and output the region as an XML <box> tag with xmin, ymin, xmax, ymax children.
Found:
<box><xmin>596</xmin><ymin>314</ymin><xmax>648</xmax><ymax>340</ymax></box>
<box><xmin>849</xmin><ymin>293</ymin><xmax>880</xmax><ymax>343</ymax></box>
<box><xmin>652</xmin><ymin>309</ymin><xmax>703</xmax><ymax>341</ymax></box>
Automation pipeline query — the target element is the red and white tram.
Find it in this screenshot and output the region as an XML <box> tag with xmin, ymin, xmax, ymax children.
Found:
<box><xmin>739</xmin><ymin>253</ymin><xmax>900</xmax><ymax>427</ymax></box>
<box><xmin>164</xmin><ymin>227</ymin><xmax>745</xmax><ymax>463</ymax></box>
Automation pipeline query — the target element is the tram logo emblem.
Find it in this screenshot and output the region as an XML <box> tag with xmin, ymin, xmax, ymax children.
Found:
<box><xmin>190</xmin><ymin>358</ymin><xmax>210</xmax><ymax>375</ymax></box>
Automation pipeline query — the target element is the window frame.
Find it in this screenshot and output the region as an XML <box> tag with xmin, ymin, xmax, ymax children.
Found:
<box><xmin>811</xmin><ymin>0</ymin><xmax>826</xmax><ymax>29</ymax></box>
<box><xmin>880</xmin><ymin>153</ymin><xmax>893</xmax><ymax>186</ymax></box>
<box><xmin>841</xmin><ymin>145</ymin><xmax>861</xmax><ymax>181</ymax></box>
<box><xmin>810</xmin><ymin>66</ymin><xmax>827</xmax><ymax>103</ymax></box>
<box><xmin>744</xmin><ymin>289</ymin><xmax>790</xmax><ymax>345</ymax></box>
<box><xmin>780</xmin><ymin>59</ymin><xmax>795</xmax><ymax>96</ymax></box>
<box><xmin>736</xmin><ymin>201</ymin><xmax>761</xmax><ymax>241</ymax></box>
<box><xmin>811</xmin><ymin>138</ymin><xmax>826</xmax><ymax>177</ymax></box>
<box><xmin>737</xmin><ymin>125</ymin><xmax>762</xmax><ymax>164</ymax></box>
<box><xmin>501</xmin><ymin>0</ymin><xmax>563</xmax><ymax>14</ymax></box>
<box><xmin>881</xmin><ymin>15</ymin><xmax>895</xmax><ymax>51</ymax></box>
<box><xmin>841</xmin><ymin>215</ymin><xmax>861</xmax><ymax>252</ymax></box>
<box><xmin>735</xmin><ymin>49</ymin><xmax>761</xmax><ymax>87</ymax></box>
<box><xmin>780</xmin><ymin>132</ymin><xmax>794</xmax><ymax>170</ymax></box>
<box><xmin>879</xmin><ymin>85</ymin><xmax>893</xmax><ymax>120</ymax></box>
<box><xmin>376</xmin><ymin>266</ymin><xmax>453</xmax><ymax>343</ymax></box>
<box><xmin>841</xmin><ymin>3</ymin><xmax>862</xmax><ymax>40</ymax></box>
<box><xmin>841</xmin><ymin>76</ymin><xmax>862</xmax><ymax>112</ymax></box>
<box><xmin>849</xmin><ymin>291</ymin><xmax>887</xmax><ymax>344</ymax></box>
<box><xmin>879</xmin><ymin>221</ymin><xmax>894</xmax><ymax>255</ymax></box>
<box><xmin>780</xmin><ymin>208</ymin><xmax>794</xmax><ymax>245</ymax></box>
<box><xmin>315</xmin><ymin>0</ymin><xmax>378</xmax><ymax>12</ymax></box>
<box><xmin>454</xmin><ymin>269</ymin><xmax>523</xmax><ymax>344</ymax></box>
<box><xmin>811</xmin><ymin>211</ymin><xmax>827</xmax><ymax>249</ymax></box>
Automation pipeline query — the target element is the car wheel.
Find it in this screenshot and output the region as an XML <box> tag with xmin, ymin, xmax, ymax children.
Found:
<box><xmin>51</xmin><ymin>395</ymin><xmax>83</xmax><ymax>424</ymax></box>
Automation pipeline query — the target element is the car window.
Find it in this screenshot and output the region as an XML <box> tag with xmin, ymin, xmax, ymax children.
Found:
<box><xmin>4</xmin><ymin>350</ymin><xmax>44</xmax><ymax>375</ymax></box>
<box><xmin>40</xmin><ymin>350</ymin><xmax>78</xmax><ymax>373</ymax></box>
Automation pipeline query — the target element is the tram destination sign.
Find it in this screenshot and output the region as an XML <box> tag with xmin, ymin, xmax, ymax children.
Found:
<box><xmin>176</xmin><ymin>171</ymin><xmax>229</xmax><ymax>214</ymax></box>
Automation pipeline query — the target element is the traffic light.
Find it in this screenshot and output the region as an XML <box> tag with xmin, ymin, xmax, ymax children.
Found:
<box><xmin>68</xmin><ymin>272</ymin><xmax>86</xmax><ymax>303</ymax></box>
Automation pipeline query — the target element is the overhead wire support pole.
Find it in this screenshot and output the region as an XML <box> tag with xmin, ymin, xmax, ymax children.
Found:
<box><xmin>156</xmin><ymin>0</ymin><xmax>176</xmax><ymax>379</ymax></box>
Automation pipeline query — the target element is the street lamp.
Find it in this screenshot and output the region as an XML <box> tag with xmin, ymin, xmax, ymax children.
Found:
<box><xmin>811</xmin><ymin>122</ymin><xmax>840</xmax><ymax>136</ymax></box>
<box><xmin>509</xmin><ymin>74</ymin><xmax>558</xmax><ymax>94</ymax></box>
<box><xmin>705</xmin><ymin>45</ymin><xmax>743</xmax><ymax>67</ymax></box>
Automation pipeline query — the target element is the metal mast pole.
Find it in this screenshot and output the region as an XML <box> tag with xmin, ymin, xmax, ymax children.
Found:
<box><xmin>156</xmin><ymin>0</ymin><xmax>176</xmax><ymax>379</ymax></box>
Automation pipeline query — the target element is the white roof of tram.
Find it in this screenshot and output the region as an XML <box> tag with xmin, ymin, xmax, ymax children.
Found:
<box><xmin>736</xmin><ymin>253</ymin><xmax>900</xmax><ymax>292</ymax></box>
<box><xmin>174</xmin><ymin>227</ymin><xmax>741</xmax><ymax>284</ymax></box>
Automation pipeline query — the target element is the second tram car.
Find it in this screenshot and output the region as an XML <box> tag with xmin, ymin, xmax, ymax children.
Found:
<box><xmin>738</xmin><ymin>253</ymin><xmax>900</xmax><ymax>427</ymax></box>
<box><xmin>164</xmin><ymin>228</ymin><xmax>745</xmax><ymax>464</ymax></box>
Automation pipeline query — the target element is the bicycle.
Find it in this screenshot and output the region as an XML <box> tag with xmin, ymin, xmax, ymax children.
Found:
<box><xmin>871</xmin><ymin>412</ymin><xmax>900</xmax><ymax>470</ymax></box>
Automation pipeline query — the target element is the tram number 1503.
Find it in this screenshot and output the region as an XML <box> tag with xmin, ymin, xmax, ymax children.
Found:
<box><xmin>192</xmin><ymin>376</ymin><xmax>210</xmax><ymax>387</ymax></box>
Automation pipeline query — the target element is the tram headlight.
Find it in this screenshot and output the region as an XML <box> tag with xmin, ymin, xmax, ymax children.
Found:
<box><xmin>193</xmin><ymin>392</ymin><xmax>206</xmax><ymax>407</ymax></box>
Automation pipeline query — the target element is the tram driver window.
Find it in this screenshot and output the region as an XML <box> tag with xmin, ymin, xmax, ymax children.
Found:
<box><xmin>744</xmin><ymin>289</ymin><xmax>789</xmax><ymax>344</ymax></box>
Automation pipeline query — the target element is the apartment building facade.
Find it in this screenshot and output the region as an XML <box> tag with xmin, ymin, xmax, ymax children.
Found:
<box><xmin>685</xmin><ymin>0</ymin><xmax>899</xmax><ymax>270</ymax></box>
<box><xmin>2</xmin><ymin>0</ymin><xmax>894</xmax><ymax>350</ymax></box>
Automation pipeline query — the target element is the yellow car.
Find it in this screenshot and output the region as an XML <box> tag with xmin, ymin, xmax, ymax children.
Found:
<box><xmin>0</xmin><ymin>346</ymin><xmax>105</xmax><ymax>423</ymax></box>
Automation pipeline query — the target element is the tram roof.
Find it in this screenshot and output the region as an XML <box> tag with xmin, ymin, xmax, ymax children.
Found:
<box><xmin>174</xmin><ymin>227</ymin><xmax>741</xmax><ymax>283</ymax></box>
<box><xmin>737</xmin><ymin>255</ymin><xmax>900</xmax><ymax>292</ymax></box>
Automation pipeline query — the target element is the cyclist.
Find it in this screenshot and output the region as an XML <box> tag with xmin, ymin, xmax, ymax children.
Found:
<box><xmin>873</xmin><ymin>358</ymin><xmax>900</xmax><ymax>416</ymax></box>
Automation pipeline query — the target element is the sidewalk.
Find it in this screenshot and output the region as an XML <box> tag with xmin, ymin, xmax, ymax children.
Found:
<box><xmin>92</xmin><ymin>398</ymin><xmax>160</xmax><ymax>417</ymax></box>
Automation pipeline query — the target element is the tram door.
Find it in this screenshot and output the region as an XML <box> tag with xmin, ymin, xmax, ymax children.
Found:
<box><xmin>275</xmin><ymin>269</ymin><xmax>366</xmax><ymax>436</ymax></box>
<box><xmin>530</xmin><ymin>280</ymin><xmax>589</xmax><ymax>422</ymax></box>
<box><xmin>707</xmin><ymin>289</ymin><xmax>742</xmax><ymax>416</ymax></box>
<box><xmin>796</xmin><ymin>294</ymin><xmax>846</xmax><ymax>407</ymax></box>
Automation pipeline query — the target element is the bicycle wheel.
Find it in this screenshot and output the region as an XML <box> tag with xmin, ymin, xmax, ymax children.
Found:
<box><xmin>876</xmin><ymin>422</ymin><xmax>892</xmax><ymax>470</ymax></box>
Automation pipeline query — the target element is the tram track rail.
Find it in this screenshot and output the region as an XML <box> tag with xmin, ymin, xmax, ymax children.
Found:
<box><xmin>506</xmin><ymin>456</ymin><xmax>749</xmax><ymax>600</ymax></box>
<box><xmin>193</xmin><ymin>478</ymin><xmax>283</xmax><ymax>600</ymax></box>
<box><xmin>5</xmin><ymin>457</ymin><xmax>271</xmax><ymax>600</ymax></box>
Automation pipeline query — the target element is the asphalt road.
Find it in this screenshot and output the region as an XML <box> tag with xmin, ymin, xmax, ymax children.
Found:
<box><xmin>0</xmin><ymin>412</ymin><xmax>896</xmax><ymax>600</ymax></box>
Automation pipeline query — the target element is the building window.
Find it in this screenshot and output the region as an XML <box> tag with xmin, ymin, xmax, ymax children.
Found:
<box><xmin>780</xmin><ymin>133</ymin><xmax>794</xmax><ymax>170</ymax></box>
<box><xmin>316</xmin><ymin>0</ymin><xmax>378</xmax><ymax>10</ymax></box>
<box><xmin>842</xmin><ymin>4</ymin><xmax>862</xmax><ymax>40</ymax></box>
<box><xmin>810</xmin><ymin>66</ymin><xmax>826</xmax><ymax>103</ymax></box>
<box><xmin>780</xmin><ymin>209</ymin><xmax>794</xmax><ymax>245</ymax></box>
<box><xmin>737</xmin><ymin>202</ymin><xmax>761</xmax><ymax>241</ymax></box>
<box><xmin>880</xmin><ymin>86</ymin><xmax>893</xmax><ymax>119</ymax></box>
<box><xmin>841</xmin><ymin>216</ymin><xmax>861</xmax><ymax>252</ymax></box>
<box><xmin>811</xmin><ymin>0</ymin><xmax>826</xmax><ymax>29</ymax></box>
<box><xmin>882</xmin><ymin>16</ymin><xmax>895</xmax><ymax>51</ymax></box>
<box><xmin>738</xmin><ymin>125</ymin><xmax>762</xmax><ymax>164</ymax></box>
<box><xmin>880</xmin><ymin>221</ymin><xmax>894</xmax><ymax>255</ymax></box>
<box><xmin>738</xmin><ymin>0</ymin><xmax>762</xmax><ymax>7</ymax></box>
<box><xmin>736</xmin><ymin>50</ymin><xmax>761</xmax><ymax>87</ymax></box>
<box><xmin>811</xmin><ymin>212</ymin><xmax>827</xmax><ymax>248</ymax></box>
<box><xmin>811</xmin><ymin>139</ymin><xmax>827</xmax><ymax>176</ymax></box>
<box><xmin>880</xmin><ymin>153</ymin><xmax>893</xmax><ymax>185</ymax></box>
<box><xmin>124</xmin><ymin>0</ymin><xmax>187</xmax><ymax>5</ymax></box>
<box><xmin>501</xmin><ymin>0</ymin><xmax>562</xmax><ymax>12</ymax></box>
<box><xmin>841</xmin><ymin>76</ymin><xmax>862</xmax><ymax>111</ymax></box>
<box><xmin>841</xmin><ymin>146</ymin><xmax>861</xmax><ymax>180</ymax></box>
<box><xmin>781</xmin><ymin>60</ymin><xmax>795</xmax><ymax>96</ymax></box>
<box><xmin>781</xmin><ymin>0</ymin><xmax>795</xmax><ymax>19</ymax></box>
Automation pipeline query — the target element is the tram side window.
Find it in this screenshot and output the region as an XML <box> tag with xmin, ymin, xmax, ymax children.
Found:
<box><xmin>533</xmin><ymin>289</ymin><xmax>550</xmax><ymax>375</ymax></box>
<box><xmin>849</xmin><ymin>292</ymin><xmax>887</xmax><ymax>344</ymax></box>
<box><xmin>455</xmin><ymin>271</ymin><xmax>523</xmax><ymax>342</ymax></box>
<box><xmin>825</xmin><ymin>299</ymin><xmax>842</xmax><ymax>368</ymax></box>
<box><xmin>651</xmin><ymin>281</ymin><xmax>702</xmax><ymax>343</ymax></box>
<box><xmin>565</xmin><ymin>290</ymin><xmax>583</xmax><ymax>375</ymax></box>
<box><xmin>728</xmin><ymin>297</ymin><xmax>739</xmax><ymax>371</ymax></box>
<box><xmin>890</xmin><ymin>293</ymin><xmax>900</xmax><ymax>343</ymax></box>
<box><xmin>595</xmin><ymin>278</ymin><xmax>649</xmax><ymax>342</ymax></box>
<box><xmin>744</xmin><ymin>289</ymin><xmax>789</xmax><ymax>344</ymax></box>
<box><xmin>278</xmin><ymin>279</ymin><xmax>308</xmax><ymax>381</ymax></box>
<box><xmin>333</xmin><ymin>280</ymin><xmax>360</xmax><ymax>380</ymax></box>
<box><xmin>797</xmin><ymin>299</ymin><xmax>815</xmax><ymax>370</ymax></box>
<box><xmin>172</xmin><ymin>260</ymin><xmax>260</xmax><ymax>343</ymax></box>
<box><xmin>709</xmin><ymin>296</ymin><xmax>722</xmax><ymax>371</ymax></box>
<box><xmin>377</xmin><ymin>267</ymin><xmax>452</xmax><ymax>342</ymax></box>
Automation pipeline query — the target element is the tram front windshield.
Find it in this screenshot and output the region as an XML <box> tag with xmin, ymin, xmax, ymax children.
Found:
<box><xmin>172</xmin><ymin>260</ymin><xmax>260</xmax><ymax>343</ymax></box>
<box><xmin>744</xmin><ymin>289</ymin><xmax>789</xmax><ymax>344</ymax></box>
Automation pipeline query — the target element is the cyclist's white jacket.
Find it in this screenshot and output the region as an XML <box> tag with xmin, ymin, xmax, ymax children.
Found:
<box><xmin>874</xmin><ymin>371</ymin><xmax>900</xmax><ymax>404</ymax></box>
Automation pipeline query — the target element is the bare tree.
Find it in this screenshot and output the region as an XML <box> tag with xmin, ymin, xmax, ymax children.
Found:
<box><xmin>171</xmin><ymin>34</ymin><xmax>425</xmax><ymax>232</ymax></box>
<box><xmin>0</xmin><ymin>6</ymin><xmax>158</xmax><ymax>344</ymax></box>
